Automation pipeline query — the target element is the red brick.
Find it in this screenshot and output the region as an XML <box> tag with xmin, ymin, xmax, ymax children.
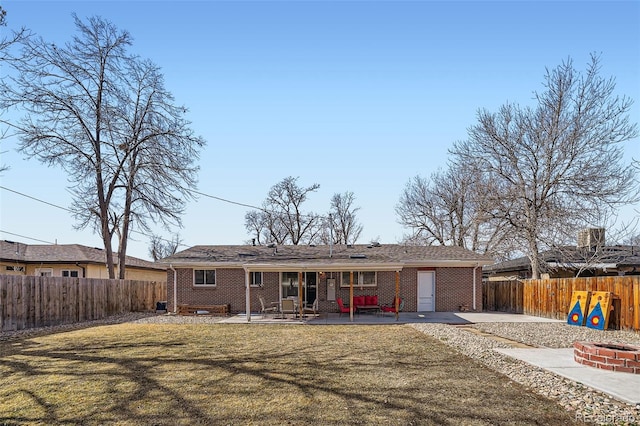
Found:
<box><xmin>596</xmin><ymin>363</ymin><xmax>614</xmax><ymax>371</ymax></box>
<box><xmin>583</xmin><ymin>344</ymin><xmax>599</xmax><ymax>355</ymax></box>
<box><xmin>596</xmin><ymin>347</ymin><xmax>618</xmax><ymax>358</ymax></box>
<box><xmin>616</xmin><ymin>351</ymin><xmax>638</xmax><ymax>361</ymax></box>
<box><xmin>573</xmin><ymin>342</ymin><xmax>585</xmax><ymax>352</ymax></box>
<box><xmin>625</xmin><ymin>360</ymin><xmax>640</xmax><ymax>369</ymax></box>
<box><xmin>613</xmin><ymin>366</ymin><xmax>635</xmax><ymax>374</ymax></box>
<box><xmin>578</xmin><ymin>359</ymin><xmax>596</xmax><ymax>368</ymax></box>
<box><xmin>605</xmin><ymin>357</ymin><xmax>625</xmax><ymax>366</ymax></box>
<box><xmin>589</xmin><ymin>355</ymin><xmax>607</xmax><ymax>363</ymax></box>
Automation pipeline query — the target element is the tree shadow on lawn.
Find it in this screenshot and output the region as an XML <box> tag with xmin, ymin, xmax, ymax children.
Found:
<box><xmin>0</xmin><ymin>324</ymin><xmax>580</xmax><ymax>425</ymax></box>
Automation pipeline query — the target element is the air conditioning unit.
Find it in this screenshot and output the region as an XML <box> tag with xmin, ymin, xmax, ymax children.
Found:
<box><xmin>577</xmin><ymin>228</ymin><xmax>605</xmax><ymax>250</ymax></box>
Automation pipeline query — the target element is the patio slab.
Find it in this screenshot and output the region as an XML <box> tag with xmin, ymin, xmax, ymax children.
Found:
<box><xmin>221</xmin><ymin>311</ymin><xmax>564</xmax><ymax>325</ymax></box>
<box><xmin>495</xmin><ymin>348</ymin><xmax>640</xmax><ymax>405</ymax></box>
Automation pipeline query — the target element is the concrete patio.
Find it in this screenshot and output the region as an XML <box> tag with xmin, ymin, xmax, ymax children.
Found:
<box><xmin>219</xmin><ymin>311</ymin><xmax>563</xmax><ymax>325</ymax></box>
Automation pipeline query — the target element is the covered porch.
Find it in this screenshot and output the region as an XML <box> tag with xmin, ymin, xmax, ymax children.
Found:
<box><xmin>243</xmin><ymin>263</ymin><xmax>404</xmax><ymax>323</ymax></box>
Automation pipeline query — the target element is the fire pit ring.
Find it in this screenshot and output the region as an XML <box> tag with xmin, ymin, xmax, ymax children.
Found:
<box><xmin>574</xmin><ymin>341</ymin><xmax>640</xmax><ymax>374</ymax></box>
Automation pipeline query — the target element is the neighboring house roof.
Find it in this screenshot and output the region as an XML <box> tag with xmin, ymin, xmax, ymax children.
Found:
<box><xmin>0</xmin><ymin>240</ymin><xmax>166</xmax><ymax>271</ymax></box>
<box><xmin>483</xmin><ymin>245</ymin><xmax>640</xmax><ymax>276</ymax></box>
<box><xmin>160</xmin><ymin>244</ymin><xmax>493</xmax><ymax>271</ymax></box>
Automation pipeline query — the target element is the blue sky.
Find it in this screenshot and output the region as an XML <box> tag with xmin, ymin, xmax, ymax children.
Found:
<box><xmin>1</xmin><ymin>0</ymin><xmax>639</xmax><ymax>260</ymax></box>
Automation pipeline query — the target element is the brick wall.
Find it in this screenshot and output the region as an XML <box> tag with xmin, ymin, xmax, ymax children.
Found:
<box><xmin>167</xmin><ymin>268</ymin><xmax>280</xmax><ymax>313</ymax></box>
<box><xmin>167</xmin><ymin>265</ymin><xmax>482</xmax><ymax>313</ymax></box>
<box><xmin>435</xmin><ymin>267</ymin><xmax>482</xmax><ymax>311</ymax></box>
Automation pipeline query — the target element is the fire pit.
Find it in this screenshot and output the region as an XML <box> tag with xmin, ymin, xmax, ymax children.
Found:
<box><xmin>574</xmin><ymin>341</ymin><xmax>640</xmax><ymax>374</ymax></box>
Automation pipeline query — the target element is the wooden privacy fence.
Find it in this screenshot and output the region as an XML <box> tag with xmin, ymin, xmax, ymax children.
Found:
<box><xmin>484</xmin><ymin>276</ymin><xmax>640</xmax><ymax>331</ymax></box>
<box><xmin>483</xmin><ymin>280</ymin><xmax>524</xmax><ymax>313</ymax></box>
<box><xmin>0</xmin><ymin>275</ymin><xmax>167</xmax><ymax>332</ymax></box>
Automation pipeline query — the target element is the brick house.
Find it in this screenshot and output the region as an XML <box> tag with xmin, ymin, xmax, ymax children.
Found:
<box><xmin>0</xmin><ymin>240</ymin><xmax>166</xmax><ymax>281</ymax></box>
<box><xmin>160</xmin><ymin>243</ymin><xmax>493</xmax><ymax>315</ymax></box>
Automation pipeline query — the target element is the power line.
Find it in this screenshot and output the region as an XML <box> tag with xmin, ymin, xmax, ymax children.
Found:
<box><xmin>0</xmin><ymin>185</ymin><xmax>188</xmax><ymax>248</ymax></box>
<box><xmin>0</xmin><ymin>184</ymin><xmax>331</xmax><ymax>247</ymax></box>
<box><xmin>0</xmin><ymin>230</ymin><xmax>56</xmax><ymax>244</ymax></box>
<box><xmin>191</xmin><ymin>189</ymin><xmax>265</xmax><ymax>211</ymax></box>
<box><xmin>0</xmin><ymin>185</ymin><xmax>72</xmax><ymax>212</ymax></box>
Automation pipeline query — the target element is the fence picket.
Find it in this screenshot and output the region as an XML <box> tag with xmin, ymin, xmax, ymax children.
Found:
<box><xmin>484</xmin><ymin>276</ymin><xmax>640</xmax><ymax>331</ymax></box>
<box><xmin>0</xmin><ymin>275</ymin><xmax>166</xmax><ymax>332</ymax></box>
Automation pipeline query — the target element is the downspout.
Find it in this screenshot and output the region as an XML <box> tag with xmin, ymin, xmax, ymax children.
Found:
<box><xmin>75</xmin><ymin>262</ymin><xmax>86</xmax><ymax>278</ymax></box>
<box><xmin>473</xmin><ymin>263</ymin><xmax>479</xmax><ymax>311</ymax></box>
<box><xmin>169</xmin><ymin>264</ymin><xmax>177</xmax><ymax>313</ymax></box>
<box><xmin>245</xmin><ymin>268</ymin><xmax>251</xmax><ymax>323</ymax></box>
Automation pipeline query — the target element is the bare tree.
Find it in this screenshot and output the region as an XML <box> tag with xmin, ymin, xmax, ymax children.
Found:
<box><xmin>244</xmin><ymin>209</ymin><xmax>289</xmax><ymax>245</ymax></box>
<box><xmin>397</xmin><ymin>163</ymin><xmax>513</xmax><ymax>260</ymax></box>
<box><xmin>328</xmin><ymin>191</ymin><xmax>363</xmax><ymax>244</ymax></box>
<box><xmin>149</xmin><ymin>233</ymin><xmax>183</xmax><ymax>261</ymax></box>
<box><xmin>0</xmin><ymin>6</ymin><xmax>28</xmax><ymax>57</ymax></box>
<box><xmin>0</xmin><ymin>5</ymin><xmax>29</xmax><ymax>174</ymax></box>
<box><xmin>622</xmin><ymin>234</ymin><xmax>640</xmax><ymax>246</ymax></box>
<box><xmin>0</xmin><ymin>15</ymin><xmax>204</xmax><ymax>278</ymax></box>
<box><xmin>450</xmin><ymin>54</ymin><xmax>638</xmax><ymax>278</ymax></box>
<box><xmin>245</xmin><ymin>176</ymin><xmax>321</xmax><ymax>245</ymax></box>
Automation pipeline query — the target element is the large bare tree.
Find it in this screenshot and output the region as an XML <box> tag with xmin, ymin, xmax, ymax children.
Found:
<box><xmin>0</xmin><ymin>15</ymin><xmax>204</xmax><ymax>278</ymax></box>
<box><xmin>450</xmin><ymin>54</ymin><xmax>638</xmax><ymax>278</ymax></box>
<box><xmin>245</xmin><ymin>176</ymin><xmax>321</xmax><ymax>245</ymax></box>
<box><xmin>0</xmin><ymin>5</ymin><xmax>29</xmax><ymax>174</ymax></box>
<box><xmin>328</xmin><ymin>191</ymin><xmax>363</xmax><ymax>244</ymax></box>
<box><xmin>397</xmin><ymin>163</ymin><xmax>513</xmax><ymax>260</ymax></box>
<box><xmin>149</xmin><ymin>233</ymin><xmax>183</xmax><ymax>261</ymax></box>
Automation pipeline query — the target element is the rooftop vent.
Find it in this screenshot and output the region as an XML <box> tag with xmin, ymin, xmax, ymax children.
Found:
<box><xmin>238</xmin><ymin>253</ymin><xmax>256</xmax><ymax>257</ymax></box>
<box><xmin>577</xmin><ymin>228</ymin><xmax>605</xmax><ymax>250</ymax></box>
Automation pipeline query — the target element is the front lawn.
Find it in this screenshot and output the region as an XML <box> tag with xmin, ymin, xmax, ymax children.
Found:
<box><xmin>0</xmin><ymin>323</ymin><xmax>578</xmax><ymax>425</ymax></box>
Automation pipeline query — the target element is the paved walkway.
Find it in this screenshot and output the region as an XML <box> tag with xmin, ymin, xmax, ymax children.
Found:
<box><xmin>496</xmin><ymin>347</ymin><xmax>640</xmax><ymax>405</ymax></box>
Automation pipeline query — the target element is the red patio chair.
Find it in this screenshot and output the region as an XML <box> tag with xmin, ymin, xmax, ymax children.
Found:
<box><xmin>380</xmin><ymin>298</ymin><xmax>404</xmax><ymax>316</ymax></box>
<box><xmin>336</xmin><ymin>297</ymin><xmax>351</xmax><ymax>316</ymax></box>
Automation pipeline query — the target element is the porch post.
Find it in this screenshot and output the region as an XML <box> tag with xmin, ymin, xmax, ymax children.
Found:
<box><xmin>245</xmin><ymin>269</ymin><xmax>251</xmax><ymax>323</ymax></box>
<box><xmin>395</xmin><ymin>270</ymin><xmax>400</xmax><ymax>321</ymax></box>
<box><xmin>298</xmin><ymin>271</ymin><xmax>303</xmax><ymax>318</ymax></box>
<box><xmin>349</xmin><ymin>271</ymin><xmax>354</xmax><ymax>322</ymax></box>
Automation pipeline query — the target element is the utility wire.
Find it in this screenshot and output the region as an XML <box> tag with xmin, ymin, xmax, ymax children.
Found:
<box><xmin>0</xmin><ymin>185</ymin><xmax>188</xmax><ymax>248</ymax></box>
<box><xmin>0</xmin><ymin>230</ymin><xmax>56</xmax><ymax>244</ymax></box>
<box><xmin>0</xmin><ymin>185</ymin><xmax>71</xmax><ymax>212</ymax></box>
<box><xmin>0</xmin><ymin>184</ymin><xmax>331</xmax><ymax>247</ymax></box>
<box><xmin>191</xmin><ymin>189</ymin><xmax>265</xmax><ymax>211</ymax></box>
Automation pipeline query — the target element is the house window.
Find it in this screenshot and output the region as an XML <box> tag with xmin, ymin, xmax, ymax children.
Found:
<box><xmin>340</xmin><ymin>271</ymin><xmax>377</xmax><ymax>287</ymax></box>
<box><xmin>281</xmin><ymin>271</ymin><xmax>299</xmax><ymax>298</ymax></box>
<box><xmin>36</xmin><ymin>268</ymin><xmax>53</xmax><ymax>277</ymax></box>
<box><xmin>62</xmin><ymin>270</ymin><xmax>80</xmax><ymax>278</ymax></box>
<box><xmin>250</xmin><ymin>271</ymin><xmax>263</xmax><ymax>287</ymax></box>
<box><xmin>5</xmin><ymin>266</ymin><xmax>24</xmax><ymax>272</ymax></box>
<box><xmin>194</xmin><ymin>269</ymin><xmax>216</xmax><ymax>286</ymax></box>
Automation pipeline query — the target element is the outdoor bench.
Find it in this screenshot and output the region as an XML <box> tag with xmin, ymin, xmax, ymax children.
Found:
<box><xmin>353</xmin><ymin>295</ymin><xmax>380</xmax><ymax>314</ymax></box>
<box><xmin>177</xmin><ymin>304</ymin><xmax>231</xmax><ymax>316</ymax></box>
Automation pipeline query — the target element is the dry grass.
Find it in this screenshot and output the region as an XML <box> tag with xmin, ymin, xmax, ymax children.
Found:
<box><xmin>0</xmin><ymin>323</ymin><xmax>579</xmax><ymax>425</ymax></box>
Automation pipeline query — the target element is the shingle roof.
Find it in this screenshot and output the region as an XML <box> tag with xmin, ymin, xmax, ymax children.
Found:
<box><xmin>483</xmin><ymin>245</ymin><xmax>640</xmax><ymax>274</ymax></box>
<box><xmin>160</xmin><ymin>243</ymin><xmax>493</xmax><ymax>269</ymax></box>
<box><xmin>0</xmin><ymin>240</ymin><xmax>165</xmax><ymax>270</ymax></box>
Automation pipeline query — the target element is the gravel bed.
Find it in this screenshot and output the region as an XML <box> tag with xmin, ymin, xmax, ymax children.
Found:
<box><xmin>471</xmin><ymin>322</ymin><xmax>640</xmax><ymax>349</ymax></box>
<box><xmin>409</xmin><ymin>322</ymin><xmax>640</xmax><ymax>426</ymax></box>
<box><xmin>0</xmin><ymin>312</ymin><xmax>161</xmax><ymax>342</ymax></box>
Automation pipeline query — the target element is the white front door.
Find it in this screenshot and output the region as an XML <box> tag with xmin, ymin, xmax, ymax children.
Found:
<box><xmin>417</xmin><ymin>271</ymin><xmax>435</xmax><ymax>311</ymax></box>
